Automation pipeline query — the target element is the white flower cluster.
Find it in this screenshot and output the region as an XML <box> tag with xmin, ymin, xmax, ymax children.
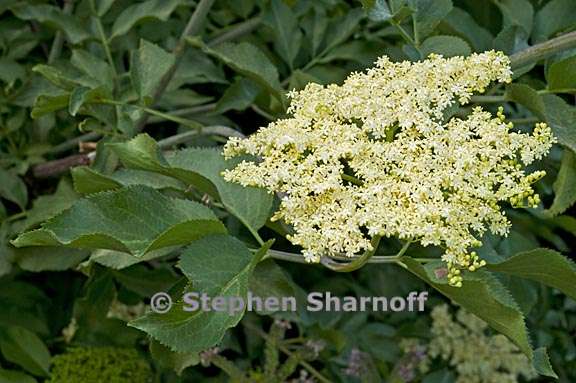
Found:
<box><xmin>427</xmin><ymin>305</ymin><xmax>536</xmax><ymax>383</ymax></box>
<box><xmin>222</xmin><ymin>51</ymin><xmax>555</xmax><ymax>283</ymax></box>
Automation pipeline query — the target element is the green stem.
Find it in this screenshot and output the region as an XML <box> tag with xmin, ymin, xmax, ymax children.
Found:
<box><xmin>321</xmin><ymin>236</ymin><xmax>384</xmax><ymax>272</ymax></box>
<box><xmin>470</xmin><ymin>94</ymin><xmax>505</xmax><ymax>103</ymax></box>
<box><xmin>471</xmin><ymin>87</ymin><xmax>576</xmax><ymax>104</ymax></box>
<box><xmin>136</xmin><ymin>0</ymin><xmax>216</xmax><ymax>131</ymax></box>
<box><xmin>207</xmin><ymin>16</ymin><xmax>261</xmax><ymax>46</ymax></box>
<box><xmin>156</xmin><ymin>126</ymin><xmax>244</xmax><ymax>148</ymax></box>
<box><xmin>48</xmin><ymin>0</ymin><xmax>74</xmax><ymax>63</ymax></box>
<box><xmin>99</xmin><ymin>99</ymin><xmax>202</xmax><ymax>129</ymax></box>
<box><xmin>147</xmin><ymin>103</ymin><xmax>217</xmax><ymax>124</ymax></box>
<box><xmin>510</xmin><ymin>30</ymin><xmax>576</xmax><ymax>70</ymax></box>
<box><xmin>391</xmin><ymin>21</ymin><xmax>416</xmax><ymax>47</ymax></box>
<box><xmin>88</xmin><ymin>0</ymin><xmax>117</xmax><ymax>78</ymax></box>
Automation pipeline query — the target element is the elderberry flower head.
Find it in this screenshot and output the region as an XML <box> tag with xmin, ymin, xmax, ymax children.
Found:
<box><xmin>222</xmin><ymin>51</ymin><xmax>555</xmax><ymax>285</ymax></box>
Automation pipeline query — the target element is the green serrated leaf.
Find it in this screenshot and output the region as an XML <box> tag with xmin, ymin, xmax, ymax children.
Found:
<box><xmin>149</xmin><ymin>340</ymin><xmax>199</xmax><ymax>374</ymax></box>
<box><xmin>410</xmin><ymin>0</ymin><xmax>453</xmax><ymax>41</ymax></box>
<box><xmin>441</xmin><ymin>7</ymin><xmax>493</xmax><ymax>52</ymax></box>
<box><xmin>0</xmin><ymin>58</ymin><xmax>26</xmax><ymax>85</ymax></box>
<box><xmin>487</xmin><ymin>248</ymin><xmax>576</xmax><ymax>300</ymax></box>
<box><xmin>129</xmin><ymin>235</ymin><xmax>273</xmax><ymax>352</ymax></box>
<box><xmin>264</xmin><ymin>0</ymin><xmax>302</xmax><ymax>69</ymax></box>
<box><xmin>72</xmin><ymin>166</ymin><xmax>184</xmax><ymax>195</ymax></box>
<box><xmin>532</xmin><ymin>347</ymin><xmax>558</xmax><ymax>379</ymax></box>
<box><xmin>533</xmin><ymin>0</ymin><xmax>576</xmax><ymax>42</ymax></box>
<box><xmin>32</xmin><ymin>65</ymin><xmax>77</xmax><ymax>91</ymax></box>
<box><xmin>403</xmin><ymin>258</ymin><xmax>557</xmax><ymax>377</ymax></box>
<box><xmin>542</xmin><ymin>94</ymin><xmax>576</xmax><ymax>153</ymax></box>
<box><xmin>131</xmin><ymin>40</ymin><xmax>175</xmax><ymax>102</ymax></box>
<box><xmin>12</xmin><ymin>186</ymin><xmax>226</xmax><ymax>257</ymax></box>
<box><xmin>71</xmin><ymin>50</ymin><xmax>115</xmax><ymax>92</ymax></box>
<box><xmin>15</xmin><ymin>247</ymin><xmax>89</xmax><ymax>272</ymax></box>
<box><xmin>0</xmin><ymin>326</ymin><xmax>51</xmax><ymax>377</ymax></box>
<box><xmin>198</xmin><ymin>41</ymin><xmax>284</xmax><ymax>103</ymax></box>
<box><xmin>214</xmin><ymin>78</ymin><xmax>260</xmax><ymax>114</ymax></box>
<box><xmin>68</xmin><ymin>86</ymin><xmax>92</xmax><ymax>116</ymax></box>
<box><xmin>494</xmin><ymin>0</ymin><xmax>534</xmax><ymax>34</ymax></box>
<box><xmin>71</xmin><ymin>167</ymin><xmax>123</xmax><ymax>194</ymax></box>
<box><xmin>90</xmin><ymin>247</ymin><xmax>175</xmax><ymax>270</ymax></box>
<box><xmin>109</xmin><ymin>134</ymin><xmax>273</xmax><ymax>231</ymax></box>
<box><xmin>323</xmin><ymin>9</ymin><xmax>365</xmax><ymax>54</ymax></box>
<box><xmin>31</xmin><ymin>94</ymin><xmax>70</xmax><ymax>118</ymax></box>
<box><xmin>364</xmin><ymin>0</ymin><xmax>393</xmax><ymax>22</ymax></box>
<box><xmin>21</xmin><ymin>179</ymin><xmax>78</xmax><ymax>231</ymax></box>
<box><xmin>110</xmin><ymin>0</ymin><xmax>182</xmax><ymax>40</ymax></box>
<box><xmin>419</xmin><ymin>35</ymin><xmax>471</xmax><ymax>58</ymax></box>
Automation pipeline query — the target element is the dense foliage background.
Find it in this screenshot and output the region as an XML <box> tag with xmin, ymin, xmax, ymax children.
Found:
<box><xmin>1</xmin><ymin>0</ymin><xmax>576</xmax><ymax>382</ymax></box>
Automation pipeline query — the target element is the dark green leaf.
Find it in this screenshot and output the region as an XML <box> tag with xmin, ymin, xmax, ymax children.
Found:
<box><xmin>542</xmin><ymin>94</ymin><xmax>576</xmax><ymax>153</ymax></box>
<box><xmin>0</xmin><ymin>58</ymin><xmax>26</xmax><ymax>85</ymax></box>
<box><xmin>71</xmin><ymin>166</ymin><xmax>184</xmax><ymax>195</ymax></box>
<box><xmin>547</xmin><ymin>54</ymin><xmax>576</xmax><ymax>91</ymax></box>
<box><xmin>420</xmin><ymin>35</ymin><xmax>471</xmax><ymax>58</ymax></box>
<box><xmin>110</xmin><ymin>0</ymin><xmax>182</xmax><ymax>40</ymax></box>
<box><xmin>0</xmin><ymin>169</ymin><xmax>27</xmax><ymax>210</ymax></box>
<box><xmin>487</xmin><ymin>248</ymin><xmax>576</xmax><ymax>300</ymax></box>
<box><xmin>109</xmin><ymin>134</ymin><xmax>273</xmax><ymax>231</ymax></box>
<box><xmin>149</xmin><ymin>340</ymin><xmax>199</xmax><ymax>374</ymax></box>
<box><xmin>199</xmin><ymin>41</ymin><xmax>284</xmax><ymax>103</ymax></box>
<box><xmin>31</xmin><ymin>94</ymin><xmax>70</xmax><ymax>118</ymax></box>
<box><xmin>547</xmin><ymin>149</ymin><xmax>576</xmax><ymax>216</ymax></box>
<box><xmin>494</xmin><ymin>0</ymin><xmax>534</xmax><ymax>34</ymax></box>
<box><xmin>0</xmin><ymin>369</ymin><xmax>37</xmax><ymax>383</ymax></box>
<box><xmin>12</xmin><ymin>186</ymin><xmax>226</xmax><ymax>257</ymax></box>
<box><xmin>214</xmin><ymin>78</ymin><xmax>260</xmax><ymax>113</ymax></box>
<box><xmin>129</xmin><ymin>235</ymin><xmax>273</xmax><ymax>352</ymax></box>
<box><xmin>441</xmin><ymin>7</ymin><xmax>493</xmax><ymax>52</ymax></box>
<box><xmin>364</xmin><ymin>0</ymin><xmax>393</xmax><ymax>22</ymax></box>
<box><xmin>533</xmin><ymin>0</ymin><xmax>576</xmax><ymax>42</ymax></box>
<box><xmin>71</xmin><ymin>50</ymin><xmax>115</xmax><ymax>92</ymax></box>
<box><xmin>131</xmin><ymin>40</ymin><xmax>176</xmax><ymax>102</ymax></box>
<box><xmin>68</xmin><ymin>86</ymin><xmax>92</xmax><ymax>116</ymax></box>
<box><xmin>403</xmin><ymin>258</ymin><xmax>556</xmax><ymax>377</ymax></box>
<box><xmin>264</xmin><ymin>0</ymin><xmax>302</xmax><ymax>68</ymax></box>
<box><xmin>409</xmin><ymin>0</ymin><xmax>453</xmax><ymax>41</ymax></box>
<box><xmin>10</xmin><ymin>4</ymin><xmax>90</xmax><ymax>44</ymax></box>
<box><xmin>322</xmin><ymin>9</ymin><xmax>365</xmax><ymax>54</ymax></box>
<box><xmin>15</xmin><ymin>247</ymin><xmax>89</xmax><ymax>272</ymax></box>
<box><xmin>504</xmin><ymin>83</ymin><xmax>545</xmax><ymax>117</ymax></box>
<box><xmin>0</xmin><ymin>326</ymin><xmax>51</xmax><ymax>377</ymax></box>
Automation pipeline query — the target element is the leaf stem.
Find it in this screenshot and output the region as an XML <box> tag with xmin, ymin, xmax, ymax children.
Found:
<box><xmin>99</xmin><ymin>99</ymin><xmax>202</xmax><ymax>129</ymax></box>
<box><xmin>207</xmin><ymin>16</ymin><xmax>261</xmax><ymax>46</ymax></box>
<box><xmin>88</xmin><ymin>0</ymin><xmax>117</xmax><ymax>78</ymax></box>
<box><xmin>321</xmin><ymin>235</ymin><xmax>383</xmax><ymax>272</ymax></box>
<box><xmin>136</xmin><ymin>0</ymin><xmax>216</xmax><ymax>131</ymax></box>
<box><xmin>510</xmin><ymin>30</ymin><xmax>576</xmax><ymax>70</ymax></box>
<box><xmin>48</xmin><ymin>0</ymin><xmax>74</xmax><ymax>63</ymax></box>
<box><xmin>391</xmin><ymin>21</ymin><xmax>418</xmax><ymax>49</ymax></box>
